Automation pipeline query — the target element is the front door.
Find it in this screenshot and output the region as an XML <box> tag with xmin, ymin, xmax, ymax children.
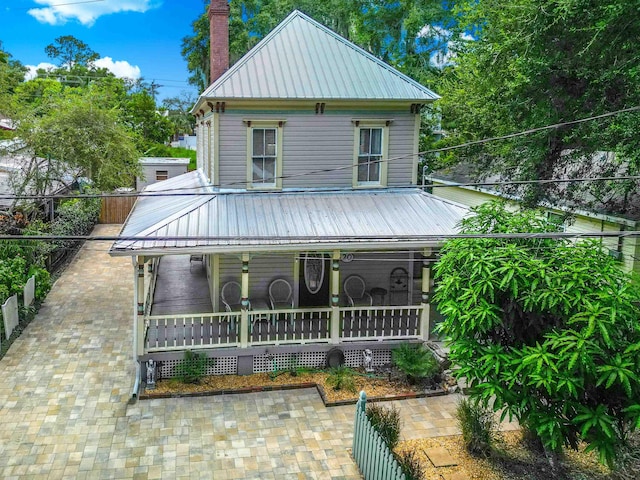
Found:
<box><xmin>298</xmin><ymin>253</ymin><xmax>330</xmax><ymax>307</ymax></box>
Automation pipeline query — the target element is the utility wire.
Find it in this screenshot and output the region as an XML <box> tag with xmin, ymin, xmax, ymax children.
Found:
<box><xmin>1</xmin><ymin>173</ymin><xmax>639</xmax><ymax>200</ymax></box>
<box><xmin>13</xmin><ymin>0</ymin><xmax>105</xmax><ymax>8</ymax></box>
<box><xmin>4</xmin><ymin>231</ymin><xmax>640</xmax><ymax>243</ymax></box>
<box><xmin>2</xmin><ymin>105</ymin><xmax>638</xmax><ymax>199</ymax></box>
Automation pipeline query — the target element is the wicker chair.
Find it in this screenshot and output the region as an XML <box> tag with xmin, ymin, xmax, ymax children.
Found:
<box><xmin>343</xmin><ymin>275</ymin><xmax>373</xmax><ymax>307</ymax></box>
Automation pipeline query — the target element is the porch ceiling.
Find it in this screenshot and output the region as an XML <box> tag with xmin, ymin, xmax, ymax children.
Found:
<box><xmin>109</xmin><ymin>172</ymin><xmax>469</xmax><ymax>256</ymax></box>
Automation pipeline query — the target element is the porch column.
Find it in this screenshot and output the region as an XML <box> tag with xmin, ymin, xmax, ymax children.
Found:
<box><xmin>240</xmin><ymin>253</ymin><xmax>250</xmax><ymax>347</ymax></box>
<box><xmin>330</xmin><ymin>250</ymin><xmax>341</xmax><ymax>344</ymax></box>
<box><xmin>419</xmin><ymin>248</ymin><xmax>433</xmax><ymax>341</ymax></box>
<box><xmin>135</xmin><ymin>256</ymin><xmax>145</xmax><ymax>356</ymax></box>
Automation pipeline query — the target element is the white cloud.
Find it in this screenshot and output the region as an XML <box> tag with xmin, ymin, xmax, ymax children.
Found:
<box><xmin>28</xmin><ymin>0</ymin><xmax>160</xmax><ymax>27</ymax></box>
<box><xmin>24</xmin><ymin>62</ymin><xmax>58</xmax><ymax>80</ymax></box>
<box><xmin>24</xmin><ymin>58</ymin><xmax>141</xmax><ymax>81</ymax></box>
<box><xmin>94</xmin><ymin>57</ymin><xmax>141</xmax><ymax>79</ymax></box>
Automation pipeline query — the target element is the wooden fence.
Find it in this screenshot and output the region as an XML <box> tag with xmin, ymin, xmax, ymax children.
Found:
<box><xmin>99</xmin><ymin>195</ymin><xmax>136</xmax><ymax>224</ymax></box>
<box><xmin>352</xmin><ymin>391</ymin><xmax>406</xmax><ymax>480</ymax></box>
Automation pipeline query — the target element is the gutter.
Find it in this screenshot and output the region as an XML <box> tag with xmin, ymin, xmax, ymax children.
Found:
<box><xmin>129</xmin><ymin>361</ymin><xmax>141</xmax><ymax>405</ymax></box>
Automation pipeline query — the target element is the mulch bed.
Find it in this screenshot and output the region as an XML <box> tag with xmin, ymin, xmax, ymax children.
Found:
<box><xmin>395</xmin><ymin>431</ymin><xmax>611</xmax><ymax>480</ymax></box>
<box><xmin>140</xmin><ymin>370</ymin><xmax>451</xmax><ymax>406</ymax></box>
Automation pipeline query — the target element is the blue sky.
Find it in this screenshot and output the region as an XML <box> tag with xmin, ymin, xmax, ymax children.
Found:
<box><xmin>0</xmin><ymin>0</ymin><xmax>207</xmax><ymax>102</ymax></box>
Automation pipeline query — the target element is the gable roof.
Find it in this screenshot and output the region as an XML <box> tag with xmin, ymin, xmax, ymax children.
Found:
<box><xmin>199</xmin><ymin>10</ymin><xmax>439</xmax><ymax>102</ymax></box>
<box><xmin>110</xmin><ymin>172</ymin><xmax>468</xmax><ymax>256</ymax></box>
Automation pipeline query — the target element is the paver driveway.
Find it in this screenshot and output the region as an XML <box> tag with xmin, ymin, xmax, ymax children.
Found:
<box><xmin>0</xmin><ymin>224</ymin><xmax>465</xmax><ymax>479</ymax></box>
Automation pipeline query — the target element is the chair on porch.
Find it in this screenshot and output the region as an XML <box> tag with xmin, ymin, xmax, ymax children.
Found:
<box><xmin>268</xmin><ymin>278</ymin><xmax>294</xmax><ymax>329</ymax></box>
<box><xmin>221</xmin><ymin>281</ymin><xmax>243</xmax><ymax>332</ymax></box>
<box><xmin>221</xmin><ymin>281</ymin><xmax>243</xmax><ymax>311</ymax></box>
<box><xmin>268</xmin><ymin>279</ymin><xmax>294</xmax><ymax>310</ymax></box>
<box><xmin>189</xmin><ymin>254</ymin><xmax>204</xmax><ymax>272</ymax></box>
<box><xmin>343</xmin><ymin>275</ymin><xmax>373</xmax><ymax>307</ymax></box>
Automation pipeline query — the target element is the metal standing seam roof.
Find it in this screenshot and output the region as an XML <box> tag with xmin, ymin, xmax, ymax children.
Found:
<box><xmin>198</xmin><ymin>10</ymin><xmax>440</xmax><ymax>102</ymax></box>
<box><xmin>110</xmin><ymin>172</ymin><xmax>469</xmax><ymax>255</ymax></box>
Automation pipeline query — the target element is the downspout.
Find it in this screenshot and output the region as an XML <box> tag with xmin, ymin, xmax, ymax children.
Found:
<box><xmin>129</xmin><ymin>256</ymin><xmax>141</xmax><ymax>403</ymax></box>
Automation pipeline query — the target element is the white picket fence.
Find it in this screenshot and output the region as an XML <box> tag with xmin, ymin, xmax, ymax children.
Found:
<box><xmin>2</xmin><ymin>275</ymin><xmax>36</xmax><ymax>340</ymax></box>
<box><xmin>352</xmin><ymin>391</ymin><xmax>406</xmax><ymax>480</ymax></box>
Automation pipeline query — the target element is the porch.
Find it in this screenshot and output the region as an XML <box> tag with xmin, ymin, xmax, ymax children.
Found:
<box><xmin>140</xmin><ymin>254</ymin><xmax>433</xmax><ymax>354</ymax></box>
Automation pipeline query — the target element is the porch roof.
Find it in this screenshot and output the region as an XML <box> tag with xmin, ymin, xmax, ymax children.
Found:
<box><xmin>109</xmin><ymin>171</ymin><xmax>469</xmax><ymax>256</ymax></box>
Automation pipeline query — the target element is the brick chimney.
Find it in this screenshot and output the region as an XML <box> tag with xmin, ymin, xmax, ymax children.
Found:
<box><xmin>209</xmin><ymin>0</ymin><xmax>230</xmax><ymax>85</ymax></box>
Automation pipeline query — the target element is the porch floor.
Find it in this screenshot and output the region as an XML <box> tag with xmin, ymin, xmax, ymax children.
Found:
<box><xmin>151</xmin><ymin>255</ymin><xmax>212</xmax><ymax>315</ymax></box>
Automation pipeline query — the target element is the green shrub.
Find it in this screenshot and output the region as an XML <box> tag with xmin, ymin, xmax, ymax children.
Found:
<box><xmin>175</xmin><ymin>350</ymin><xmax>212</xmax><ymax>384</ymax></box>
<box><xmin>396</xmin><ymin>449</ymin><xmax>424</xmax><ymax>480</ymax></box>
<box><xmin>326</xmin><ymin>366</ymin><xmax>356</xmax><ymax>392</ymax></box>
<box><xmin>366</xmin><ymin>403</ymin><xmax>402</xmax><ymax>450</ymax></box>
<box><xmin>392</xmin><ymin>343</ymin><xmax>440</xmax><ymax>384</ymax></box>
<box><xmin>456</xmin><ymin>397</ymin><xmax>497</xmax><ymax>457</ymax></box>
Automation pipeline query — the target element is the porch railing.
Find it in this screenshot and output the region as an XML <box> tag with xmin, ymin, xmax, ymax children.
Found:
<box><xmin>248</xmin><ymin>307</ymin><xmax>332</xmax><ymax>346</ymax></box>
<box><xmin>145</xmin><ymin>312</ymin><xmax>241</xmax><ymax>352</ymax></box>
<box><xmin>143</xmin><ymin>305</ymin><xmax>423</xmax><ymax>353</ymax></box>
<box><xmin>340</xmin><ymin>306</ymin><xmax>422</xmax><ymax>341</ymax></box>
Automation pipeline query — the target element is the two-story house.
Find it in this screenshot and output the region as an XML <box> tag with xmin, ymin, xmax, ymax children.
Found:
<box><xmin>110</xmin><ymin>3</ymin><xmax>468</xmax><ymax>384</ymax></box>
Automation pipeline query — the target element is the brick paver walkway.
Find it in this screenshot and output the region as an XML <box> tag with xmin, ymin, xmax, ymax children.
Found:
<box><xmin>0</xmin><ymin>224</ymin><xmax>474</xmax><ymax>479</ymax></box>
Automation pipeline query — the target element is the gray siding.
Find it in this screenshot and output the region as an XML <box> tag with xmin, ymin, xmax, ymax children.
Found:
<box><xmin>339</xmin><ymin>252</ymin><xmax>417</xmax><ymax>306</ymax></box>
<box><xmin>218</xmin><ymin>111</ymin><xmax>417</xmax><ymax>189</ymax></box>
<box><xmin>216</xmin><ymin>251</ymin><xmax>420</xmax><ymax>310</ymax></box>
<box><xmin>219</xmin><ymin>254</ymin><xmax>295</xmax><ymax>308</ymax></box>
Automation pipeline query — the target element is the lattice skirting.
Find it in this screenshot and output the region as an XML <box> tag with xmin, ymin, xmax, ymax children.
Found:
<box><xmin>151</xmin><ymin>347</ymin><xmax>394</xmax><ymax>378</ymax></box>
<box><xmin>253</xmin><ymin>348</ymin><xmax>392</xmax><ymax>374</ymax></box>
<box><xmin>157</xmin><ymin>355</ymin><xmax>237</xmax><ymax>378</ymax></box>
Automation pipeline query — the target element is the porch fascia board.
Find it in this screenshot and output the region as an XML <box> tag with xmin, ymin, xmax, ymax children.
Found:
<box><xmin>109</xmin><ymin>240</ymin><xmax>444</xmax><ymax>257</ymax></box>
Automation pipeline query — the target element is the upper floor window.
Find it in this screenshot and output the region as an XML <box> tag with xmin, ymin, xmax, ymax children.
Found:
<box><xmin>353</xmin><ymin>120</ymin><xmax>389</xmax><ymax>187</ymax></box>
<box><xmin>252</xmin><ymin>128</ymin><xmax>277</xmax><ymax>186</ymax></box>
<box><xmin>358</xmin><ymin>128</ymin><xmax>383</xmax><ymax>183</ymax></box>
<box><xmin>155</xmin><ymin>170</ymin><xmax>169</xmax><ymax>181</ymax></box>
<box><xmin>245</xmin><ymin>120</ymin><xmax>284</xmax><ymax>190</ymax></box>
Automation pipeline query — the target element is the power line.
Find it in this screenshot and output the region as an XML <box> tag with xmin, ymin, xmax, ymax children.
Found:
<box><xmin>2</xmin><ymin>105</ymin><xmax>638</xmax><ymax>200</ymax></box>
<box><xmin>2</xmin><ymin>173</ymin><xmax>639</xmax><ymax>200</ymax></box>
<box><xmin>4</xmin><ymin>231</ymin><xmax>640</xmax><ymax>243</ymax></box>
<box><xmin>13</xmin><ymin>0</ymin><xmax>106</xmax><ymax>9</ymax></box>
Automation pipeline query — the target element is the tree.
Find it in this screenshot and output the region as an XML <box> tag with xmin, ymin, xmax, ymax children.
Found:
<box><xmin>162</xmin><ymin>92</ymin><xmax>197</xmax><ymax>137</ymax></box>
<box><xmin>181</xmin><ymin>0</ymin><xmax>448</xmax><ymax>91</ymax></box>
<box><xmin>436</xmin><ymin>0</ymin><xmax>640</xmax><ymax>218</ymax></box>
<box><xmin>122</xmin><ymin>91</ymin><xmax>173</xmax><ymax>151</ymax></box>
<box><xmin>433</xmin><ymin>201</ymin><xmax>640</xmax><ymax>467</ymax></box>
<box><xmin>45</xmin><ymin>35</ymin><xmax>99</xmax><ymax>70</ymax></box>
<box><xmin>15</xmin><ymin>89</ymin><xmax>141</xmax><ymax>193</ymax></box>
<box><xmin>0</xmin><ymin>43</ymin><xmax>27</xmax><ymax>118</ymax></box>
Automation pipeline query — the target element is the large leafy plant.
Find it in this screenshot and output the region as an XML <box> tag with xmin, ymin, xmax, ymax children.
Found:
<box><xmin>434</xmin><ymin>201</ymin><xmax>640</xmax><ymax>467</ymax></box>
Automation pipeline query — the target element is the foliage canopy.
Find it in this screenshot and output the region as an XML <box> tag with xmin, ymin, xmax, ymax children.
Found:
<box><xmin>434</xmin><ymin>202</ymin><xmax>640</xmax><ymax>467</ymax></box>
<box><xmin>437</xmin><ymin>0</ymin><xmax>640</xmax><ymax>218</ymax></box>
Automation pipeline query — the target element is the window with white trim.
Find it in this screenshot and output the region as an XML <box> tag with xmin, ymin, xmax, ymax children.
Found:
<box><xmin>252</xmin><ymin>128</ymin><xmax>277</xmax><ymax>186</ymax></box>
<box><xmin>358</xmin><ymin>127</ymin><xmax>383</xmax><ymax>183</ymax></box>
<box><xmin>353</xmin><ymin>120</ymin><xmax>389</xmax><ymax>187</ymax></box>
<box><xmin>245</xmin><ymin>120</ymin><xmax>284</xmax><ymax>190</ymax></box>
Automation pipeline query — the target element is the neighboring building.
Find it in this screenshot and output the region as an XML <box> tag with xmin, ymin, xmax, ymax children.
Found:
<box><xmin>169</xmin><ymin>135</ymin><xmax>197</xmax><ymax>150</ymax></box>
<box><xmin>136</xmin><ymin>157</ymin><xmax>190</xmax><ymax>191</ymax></box>
<box><xmin>0</xmin><ymin>140</ymin><xmax>72</xmax><ymax>218</ymax></box>
<box><xmin>427</xmin><ymin>173</ymin><xmax>640</xmax><ymax>273</ymax></box>
<box><xmin>110</xmin><ymin>4</ymin><xmax>468</xmax><ymax>385</ymax></box>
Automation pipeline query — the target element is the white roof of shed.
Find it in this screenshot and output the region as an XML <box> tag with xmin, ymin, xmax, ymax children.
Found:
<box><xmin>110</xmin><ymin>171</ymin><xmax>468</xmax><ymax>255</ymax></box>
<box><xmin>139</xmin><ymin>157</ymin><xmax>191</xmax><ymax>165</ymax></box>
<box><xmin>198</xmin><ymin>10</ymin><xmax>439</xmax><ymax>102</ymax></box>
